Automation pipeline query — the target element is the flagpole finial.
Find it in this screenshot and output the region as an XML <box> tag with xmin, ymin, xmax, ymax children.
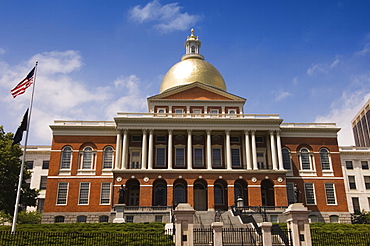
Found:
<box><xmin>36</xmin><ymin>61</ymin><xmax>38</xmax><ymax>64</ymax></box>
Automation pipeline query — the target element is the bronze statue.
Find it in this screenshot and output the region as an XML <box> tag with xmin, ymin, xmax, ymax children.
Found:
<box><xmin>118</xmin><ymin>184</ymin><xmax>126</xmax><ymax>204</ymax></box>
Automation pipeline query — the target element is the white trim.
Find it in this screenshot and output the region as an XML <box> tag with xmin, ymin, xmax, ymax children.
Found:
<box><xmin>287</xmin><ymin>177</ymin><xmax>344</xmax><ymax>180</ymax></box>
<box><xmin>274</xmin><ymin>185</ymin><xmax>287</xmax><ymax>188</ymax></box>
<box><xmin>248</xmin><ymin>185</ymin><xmax>261</xmax><ymax>188</ymax></box>
<box><xmin>48</xmin><ymin>176</ymin><xmax>113</xmax><ymax>179</ymax></box>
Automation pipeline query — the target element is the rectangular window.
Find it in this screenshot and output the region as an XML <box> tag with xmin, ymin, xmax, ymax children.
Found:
<box><xmin>257</xmin><ymin>152</ymin><xmax>266</xmax><ymax>169</ymax></box>
<box><xmin>155</xmin><ymin>215</ymin><xmax>163</xmax><ymax>222</ymax></box>
<box><xmin>192</xmin><ymin>109</ymin><xmax>201</xmax><ymax>117</ymax></box>
<box><xmin>231</xmin><ymin>148</ymin><xmax>241</xmax><ymax>168</ymax></box>
<box><xmin>175</xmin><ymin>148</ymin><xmax>185</xmax><ymax>167</ymax></box>
<box><xmin>175</xmin><ymin>109</ymin><xmax>184</xmax><ymax>117</ymax></box>
<box><xmin>365</xmin><ymin>176</ymin><xmax>370</xmax><ymax>189</ymax></box>
<box><xmin>286</xmin><ymin>183</ymin><xmax>295</xmax><ymax>204</ymax></box>
<box><xmin>193</xmin><ymin>148</ymin><xmax>203</xmax><ymax>167</ymax></box>
<box><xmin>352</xmin><ymin>197</ymin><xmax>361</xmax><ymax>213</ymax></box>
<box><xmin>156</xmin><ymin>136</ymin><xmax>166</xmax><ymax>142</ymax></box>
<box><xmin>131</xmin><ymin>135</ymin><xmax>142</xmax><ymax>142</ymax></box>
<box><xmin>212</xmin><ymin>148</ymin><xmax>222</xmax><ymax>167</ymax></box>
<box><xmin>26</xmin><ymin>161</ymin><xmax>34</xmax><ymax>169</ymax></box>
<box><xmin>156</xmin><ymin>147</ymin><xmax>166</xmax><ymax>167</ymax></box>
<box><xmin>362</xmin><ymin>161</ymin><xmax>369</xmax><ymax>170</ymax></box>
<box><xmin>346</xmin><ymin>161</ymin><xmax>354</xmax><ymax>169</ymax></box>
<box><xmin>324</xmin><ymin>183</ymin><xmax>336</xmax><ymax>205</ymax></box>
<box><xmin>100</xmin><ymin>183</ymin><xmax>111</xmax><ymax>205</ymax></box>
<box><xmin>256</xmin><ymin>136</ymin><xmax>264</xmax><ymax>143</ymax></box>
<box><xmin>79</xmin><ymin>182</ymin><xmax>90</xmax><ymax>205</ymax></box>
<box><xmin>304</xmin><ymin>183</ymin><xmax>316</xmax><ymax>205</ymax></box>
<box><xmin>57</xmin><ymin>182</ymin><xmax>68</xmax><ymax>205</ymax></box>
<box><xmin>39</xmin><ymin>176</ymin><xmax>47</xmax><ymax>190</ymax></box>
<box><xmin>349</xmin><ymin>176</ymin><xmax>357</xmax><ymax>189</ymax></box>
<box><xmin>126</xmin><ymin>216</ymin><xmax>134</xmax><ymax>223</ymax></box>
<box><xmin>37</xmin><ymin>198</ymin><xmax>45</xmax><ymax>212</ymax></box>
<box><xmin>42</xmin><ymin>161</ymin><xmax>49</xmax><ymax>169</ymax></box>
<box><xmin>230</xmin><ymin>136</ymin><xmax>240</xmax><ymax>143</ymax></box>
<box><xmin>130</xmin><ymin>151</ymin><xmax>141</xmax><ymax>169</ymax></box>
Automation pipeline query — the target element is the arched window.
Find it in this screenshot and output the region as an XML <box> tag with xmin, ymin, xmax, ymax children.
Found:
<box><xmin>174</xmin><ymin>183</ymin><xmax>186</xmax><ymax>205</ymax></box>
<box><xmin>82</xmin><ymin>147</ymin><xmax>93</xmax><ymax>169</ymax></box>
<box><xmin>61</xmin><ymin>146</ymin><xmax>72</xmax><ymax>169</ymax></box>
<box><xmin>282</xmin><ymin>148</ymin><xmax>291</xmax><ymax>169</ymax></box>
<box><xmin>191</xmin><ymin>45</ymin><xmax>195</xmax><ymax>53</ymax></box>
<box><xmin>300</xmin><ymin>148</ymin><xmax>311</xmax><ymax>170</ymax></box>
<box><xmin>77</xmin><ymin>215</ymin><xmax>87</xmax><ymax>223</ymax></box>
<box><xmin>153</xmin><ymin>181</ymin><xmax>167</xmax><ymax>206</ymax></box>
<box><xmin>103</xmin><ymin>146</ymin><xmax>113</xmax><ymax>169</ymax></box>
<box><xmin>309</xmin><ymin>215</ymin><xmax>319</xmax><ymax>223</ymax></box>
<box><xmin>214</xmin><ymin>184</ymin><xmax>224</xmax><ymax>205</ymax></box>
<box><xmin>99</xmin><ymin>215</ymin><xmax>109</xmax><ymax>223</ymax></box>
<box><xmin>320</xmin><ymin>148</ymin><xmax>331</xmax><ymax>170</ymax></box>
<box><xmin>54</xmin><ymin>216</ymin><xmax>65</xmax><ymax>223</ymax></box>
<box><xmin>329</xmin><ymin>215</ymin><xmax>339</xmax><ymax>223</ymax></box>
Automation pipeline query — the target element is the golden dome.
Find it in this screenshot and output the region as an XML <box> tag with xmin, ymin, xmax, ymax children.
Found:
<box><xmin>159</xmin><ymin>29</ymin><xmax>227</xmax><ymax>93</ymax></box>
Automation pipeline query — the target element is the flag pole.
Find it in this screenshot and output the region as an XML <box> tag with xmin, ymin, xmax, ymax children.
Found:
<box><xmin>11</xmin><ymin>62</ymin><xmax>38</xmax><ymax>234</ymax></box>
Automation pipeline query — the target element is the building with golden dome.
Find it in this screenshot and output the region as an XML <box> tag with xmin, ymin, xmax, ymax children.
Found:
<box><xmin>42</xmin><ymin>30</ymin><xmax>350</xmax><ymax>224</ymax></box>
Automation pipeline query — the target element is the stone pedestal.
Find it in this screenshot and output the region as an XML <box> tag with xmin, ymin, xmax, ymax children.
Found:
<box><xmin>283</xmin><ymin>203</ymin><xmax>312</xmax><ymax>246</ymax></box>
<box><xmin>173</xmin><ymin>203</ymin><xmax>195</xmax><ymax>246</ymax></box>
<box><xmin>260</xmin><ymin>222</ymin><xmax>273</xmax><ymax>246</ymax></box>
<box><xmin>212</xmin><ymin>222</ymin><xmax>223</xmax><ymax>246</ymax></box>
<box><xmin>113</xmin><ymin>204</ymin><xmax>126</xmax><ymax>223</ymax></box>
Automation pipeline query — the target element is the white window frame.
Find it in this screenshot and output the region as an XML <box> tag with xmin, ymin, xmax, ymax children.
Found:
<box><xmin>155</xmin><ymin>145</ymin><xmax>167</xmax><ymax>167</ymax></box>
<box><xmin>174</xmin><ymin>145</ymin><xmax>186</xmax><ymax>167</ymax></box>
<box><xmin>298</xmin><ymin>148</ymin><xmax>316</xmax><ymax>176</ymax></box>
<box><xmin>129</xmin><ymin>148</ymin><xmax>141</xmax><ymax>169</ymax></box>
<box><xmin>79</xmin><ymin>146</ymin><xmax>96</xmax><ymax>170</ymax></box>
<box><xmin>231</xmin><ymin>146</ymin><xmax>241</xmax><ymax>168</ymax></box>
<box><xmin>56</xmin><ymin>182</ymin><xmax>69</xmax><ymax>205</ymax></box>
<box><xmin>320</xmin><ymin>148</ymin><xmax>333</xmax><ymax>176</ymax></box>
<box><xmin>100</xmin><ymin>183</ymin><xmax>111</xmax><ymax>205</ymax></box>
<box><xmin>60</xmin><ymin>146</ymin><xmax>72</xmax><ymax>171</ymax></box>
<box><xmin>282</xmin><ymin>148</ymin><xmax>292</xmax><ymax>170</ymax></box>
<box><xmin>210</xmin><ymin>109</ymin><xmax>219</xmax><ymax>118</ymax></box>
<box><xmin>324</xmin><ymin>183</ymin><xmax>337</xmax><ymax>205</ymax></box>
<box><xmin>257</xmin><ymin>150</ymin><xmax>267</xmax><ymax>169</ymax></box>
<box><xmin>304</xmin><ymin>183</ymin><xmax>316</xmax><ymax>205</ymax></box>
<box><xmin>192</xmin><ymin>109</ymin><xmax>202</xmax><ymax>117</ymax></box>
<box><xmin>212</xmin><ymin>145</ymin><xmax>223</xmax><ymax>167</ymax></box>
<box><xmin>174</xmin><ymin>109</ymin><xmax>184</xmax><ymax>117</ymax></box>
<box><xmin>78</xmin><ymin>182</ymin><xmax>90</xmax><ymax>205</ymax></box>
<box><xmin>157</xmin><ymin>108</ymin><xmax>166</xmax><ymax>114</ymax></box>
<box><xmin>102</xmin><ymin>146</ymin><xmax>114</xmax><ymax>169</ymax></box>
<box><xmin>193</xmin><ymin>146</ymin><xmax>204</xmax><ymax>167</ymax></box>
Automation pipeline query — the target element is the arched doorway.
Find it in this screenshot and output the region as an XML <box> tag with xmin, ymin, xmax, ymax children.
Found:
<box><xmin>153</xmin><ymin>179</ymin><xmax>167</xmax><ymax>206</ymax></box>
<box><xmin>214</xmin><ymin>179</ymin><xmax>228</xmax><ymax>210</ymax></box>
<box><xmin>234</xmin><ymin>179</ymin><xmax>248</xmax><ymax>206</ymax></box>
<box><xmin>126</xmin><ymin>179</ymin><xmax>140</xmax><ymax>206</ymax></box>
<box><xmin>261</xmin><ymin>179</ymin><xmax>275</xmax><ymax>206</ymax></box>
<box><xmin>173</xmin><ymin>179</ymin><xmax>187</xmax><ymax>207</ymax></box>
<box><xmin>193</xmin><ymin>180</ymin><xmax>207</xmax><ymax>211</ymax></box>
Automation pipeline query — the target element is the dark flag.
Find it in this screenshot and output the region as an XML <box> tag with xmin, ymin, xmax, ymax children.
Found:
<box><xmin>10</xmin><ymin>67</ymin><xmax>35</xmax><ymax>98</ymax></box>
<box><xmin>12</xmin><ymin>109</ymin><xmax>29</xmax><ymax>145</ymax></box>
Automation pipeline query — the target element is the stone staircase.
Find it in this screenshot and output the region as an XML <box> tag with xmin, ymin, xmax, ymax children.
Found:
<box><xmin>193</xmin><ymin>210</ymin><xmax>248</xmax><ymax>228</ymax></box>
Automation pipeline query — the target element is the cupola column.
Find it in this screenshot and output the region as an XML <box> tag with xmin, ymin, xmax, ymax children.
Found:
<box><xmin>168</xmin><ymin>129</ymin><xmax>173</xmax><ymax>170</ymax></box>
<box><xmin>148</xmin><ymin>129</ymin><xmax>154</xmax><ymax>170</ymax></box>
<box><xmin>121</xmin><ymin>129</ymin><xmax>128</xmax><ymax>169</ymax></box>
<box><xmin>225</xmin><ymin>130</ymin><xmax>232</xmax><ymax>170</ymax></box>
<box><xmin>276</xmin><ymin>130</ymin><xmax>284</xmax><ymax>170</ymax></box>
<box><xmin>270</xmin><ymin>130</ymin><xmax>278</xmax><ymax>170</ymax></box>
<box><xmin>244</xmin><ymin>130</ymin><xmax>252</xmax><ymax>170</ymax></box>
<box><xmin>187</xmin><ymin>129</ymin><xmax>193</xmax><ymax>169</ymax></box>
<box><xmin>251</xmin><ymin>130</ymin><xmax>258</xmax><ymax>170</ymax></box>
<box><xmin>115</xmin><ymin>131</ymin><xmax>122</xmax><ymax>169</ymax></box>
<box><xmin>206</xmin><ymin>129</ymin><xmax>212</xmax><ymax>170</ymax></box>
<box><xmin>141</xmin><ymin>129</ymin><xmax>147</xmax><ymax>170</ymax></box>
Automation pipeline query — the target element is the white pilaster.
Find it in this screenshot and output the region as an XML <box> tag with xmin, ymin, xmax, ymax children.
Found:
<box><xmin>225</xmin><ymin>130</ymin><xmax>232</xmax><ymax>170</ymax></box>
<box><xmin>276</xmin><ymin>130</ymin><xmax>284</xmax><ymax>170</ymax></box>
<box><xmin>187</xmin><ymin>129</ymin><xmax>192</xmax><ymax>169</ymax></box>
<box><xmin>121</xmin><ymin>130</ymin><xmax>128</xmax><ymax>170</ymax></box>
<box><xmin>148</xmin><ymin>129</ymin><xmax>154</xmax><ymax>170</ymax></box>
<box><xmin>141</xmin><ymin>129</ymin><xmax>147</xmax><ymax>170</ymax></box>
<box><xmin>115</xmin><ymin>131</ymin><xmax>122</xmax><ymax>169</ymax></box>
<box><xmin>207</xmin><ymin>129</ymin><xmax>212</xmax><ymax>170</ymax></box>
<box><xmin>251</xmin><ymin>130</ymin><xmax>258</xmax><ymax>170</ymax></box>
<box><xmin>244</xmin><ymin>130</ymin><xmax>252</xmax><ymax>170</ymax></box>
<box><xmin>270</xmin><ymin>131</ymin><xmax>278</xmax><ymax>170</ymax></box>
<box><xmin>168</xmin><ymin>129</ymin><xmax>173</xmax><ymax>170</ymax></box>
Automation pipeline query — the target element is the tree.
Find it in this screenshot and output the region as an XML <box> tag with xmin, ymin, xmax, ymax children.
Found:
<box><xmin>351</xmin><ymin>210</ymin><xmax>370</xmax><ymax>224</ymax></box>
<box><xmin>0</xmin><ymin>126</ymin><xmax>39</xmax><ymax>215</ymax></box>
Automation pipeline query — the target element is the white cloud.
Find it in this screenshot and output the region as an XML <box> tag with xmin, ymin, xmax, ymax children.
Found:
<box><xmin>307</xmin><ymin>56</ymin><xmax>340</xmax><ymax>76</ymax></box>
<box><xmin>355</xmin><ymin>43</ymin><xmax>370</xmax><ymax>56</ymax></box>
<box><xmin>129</xmin><ymin>0</ymin><xmax>201</xmax><ymax>32</ymax></box>
<box><xmin>273</xmin><ymin>89</ymin><xmax>291</xmax><ymax>102</ymax></box>
<box><xmin>0</xmin><ymin>48</ymin><xmax>5</xmax><ymax>55</ymax></box>
<box><xmin>292</xmin><ymin>76</ymin><xmax>298</xmax><ymax>85</ymax></box>
<box><xmin>315</xmin><ymin>89</ymin><xmax>370</xmax><ymax>146</ymax></box>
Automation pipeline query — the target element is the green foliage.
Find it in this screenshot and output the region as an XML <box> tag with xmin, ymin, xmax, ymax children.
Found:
<box><xmin>16</xmin><ymin>211</ymin><xmax>41</xmax><ymax>224</ymax></box>
<box><xmin>351</xmin><ymin>210</ymin><xmax>370</xmax><ymax>224</ymax></box>
<box><xmin>0</xmin><ymin>126</ymin><xmax>39</xmax><ymax>215</ymax></box>
<box><xmin>0</xmin><ymin>211</ymin><xmax>11</xmax><ymax>225</ymax></box>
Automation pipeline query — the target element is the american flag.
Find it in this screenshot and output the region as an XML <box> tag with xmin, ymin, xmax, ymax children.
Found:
<box><xmin>10</xmin><ymin>67</ymin><xmax>35</xmax><ymax>98</ymax></box>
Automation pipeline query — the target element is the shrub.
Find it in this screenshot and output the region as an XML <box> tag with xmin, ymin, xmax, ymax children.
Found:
<box><xmin>16</xmin><ymin>211</ymin><xmax>41</xmax><ymax>224</ymax></box>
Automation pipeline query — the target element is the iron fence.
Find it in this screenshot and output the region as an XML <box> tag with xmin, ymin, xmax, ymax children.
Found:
<box><xmin>222</xmin><ymin>228</ymin><xmax>262</xmax><ymax>246</ymax></box>
<box><xmin>311</xmin><ymin>230</ymin><xmax>370</xmax><ymax>246</ymax></box>
<box><xmin>0</xmin><ymin>231</ymin><xmax>174</xmax><ymax>246</ymax></box>
<box><xmin>271</xmin><ymin>226</ymin><xmax>292</xmax><ymax>246</ymax></box>
<box><xmin>194</xmin><ymin>227</ymin><xmax>213</xmax><ymax>246</ymax></box>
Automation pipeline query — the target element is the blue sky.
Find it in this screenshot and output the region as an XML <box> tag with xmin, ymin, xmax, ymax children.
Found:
<box><xmin>1</xmin><ymin>0</ymin><xmax>370</xmax><ymax>146</ymax></box>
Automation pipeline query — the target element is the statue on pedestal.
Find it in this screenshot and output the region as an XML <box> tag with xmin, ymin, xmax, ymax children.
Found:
<box><xmin>118</xmin><ymin>184</ymin><xmax>126</xmax><ymax>204</ymax></box>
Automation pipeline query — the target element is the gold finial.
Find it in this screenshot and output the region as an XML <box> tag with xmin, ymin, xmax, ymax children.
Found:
<box><xmin>187</xmin><ymin>28</ymin><xmax>197</xmax><ymax>40</ymax></box>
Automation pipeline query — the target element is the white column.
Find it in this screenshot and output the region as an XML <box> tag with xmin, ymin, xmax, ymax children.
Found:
<box><xmin>207</xmin><ymin>129</ymin><xmax>212</xmax><ymax>170</ymax></box>
<box><xmin>251</xmin><ymin>130</ymin><xmax>258</xmax><ymax>170</ymax></box>
<box><xmin>276</xmin><ymin>130</ymin><xmax>284</xmax><ymax>170</ymax></box>
<box><xmin>244</xmin><ymin>130</ymin><xmax>252</xmax><ymax>170</ymax></box>
<box><xmin>270</xmin><ymin>130</ymin><xmax>278</xmax><ymax>170</ymax></box>
<box><xmin>148</xmin><ymin>129</ymin><xmax>154</xmax><ymax>170</ymax></box>
<box><xmin>225</xmin><ymin>130</ymin><xmax>232</xmax><ymax>170</ymax></box>
<box><xmin>121</xmin><ymin>129</ymin><xmax>128</xmax><ymax>170</ymax></box>
<box><xmin>187</xmin><ymin>129</ymin><xmax>192</xmax><ymax>169</ymax></box>
<box><xmin>115</xmin><ymin>131</ymin><xmax>122</xmax><ymax>169</ymax></box>
<box><xmin>168</xmin><ymin>129</ymin><xmax>173</xmax><ymax>170</ymax></box>
<box><xmin>141</xmin><ymin>129</ymin><xmax>147</xmax><ymax>170</ymax></box>
<box><xmin>169</xmin><ymin>107</ymin><xmax>172</xmax><ymax>118</ymax></box>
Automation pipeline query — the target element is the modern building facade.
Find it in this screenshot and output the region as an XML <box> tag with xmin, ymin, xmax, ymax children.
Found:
<box><xmin>42</xmin><ymin>30</ymin><xmax>350</xmax><ymax>224</ymax></box>
<box><xmin>352</xmin><ymin>99</ymin><xmax>370</xmax><ymax>147</ymax></box>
